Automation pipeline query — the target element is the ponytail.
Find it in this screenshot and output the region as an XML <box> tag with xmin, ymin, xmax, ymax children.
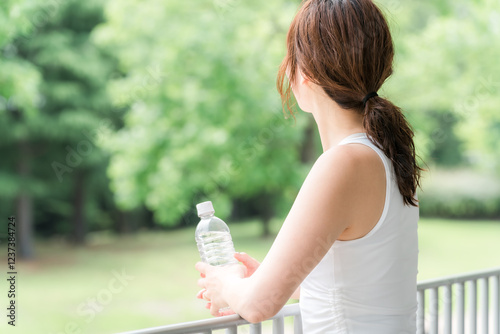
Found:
<box><xmin>277</xmin><ymin>0</ymin><xmax>423</xmax><ymax>206</ymax></box>
<box><xmin>363</xmin><ymin>97</ymin><xmax>422</xmax><ymax>206</ymax></box>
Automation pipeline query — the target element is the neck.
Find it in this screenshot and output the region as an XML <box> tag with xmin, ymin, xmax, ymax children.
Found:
<box><xmin>309</xmin><ymin>92</ymin><xmax>365</xmax><ymax>152</ymax></box>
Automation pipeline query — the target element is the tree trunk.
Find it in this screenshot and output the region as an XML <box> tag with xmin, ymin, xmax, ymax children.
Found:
<box><xmin>16</xmin><ymin>141</ymin><xmax>35</xmax><ymax>259</ymax></box>
<box><xmin>260</xmin><ymin>193</ymin><xmax>275</xmax><ymax>238</ymax></box>
<box><xmin>114</xmin><ymin>210</ymin><xmax>130</xmax><ymax>234</ymax></box>
<box><xmin>72</xmin><ymin>171</ymin><xmax>86</xmax><ymax>245</ymax></box>
<box><xmin>144</xmin><ymin>208</ymin><xmax>156</xmax><ymax>230</ymax></box>
<box><xmin>261</xmin><ymin>214</ymin><xmax>271</xmax><ymax>238</ymax></box>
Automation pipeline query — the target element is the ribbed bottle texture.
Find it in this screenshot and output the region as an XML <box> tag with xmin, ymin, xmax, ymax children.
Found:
<box><xmin>195</xmin><ymin>201</ymin><xmax>237</xmax><ymax>267</ymax></box>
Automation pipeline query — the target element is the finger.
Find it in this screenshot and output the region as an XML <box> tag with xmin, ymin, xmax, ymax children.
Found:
<box><xmin>197</xmin><ymin>277</ymin><xmax>206</xmax><ymax>288</ymax></box>
<box><xmin>202</xmin><ymin>291</ymin><xmax>211</xmax><ymax>301</ymax></box>
<box><xmin>233</xmin><ymin>252</ymin><xmax>247</xmax><ymax>262</ymax></box>
<box><xmin>234</xmin><ymin>252</ymin><xmax>258</xmax><ymax>265</ymax></box>
<box><xmin>234</xmin><ymin>252</ymin><xmax>259</xmax><ymax>277</ymax></box>
<box><xmin>195</xmin><ymin>262</ymin><xmax>208</xmax><ymax>275</ymax></box>
<box><xmin>219</xmin><ymin>308</ymin><xmax>235</xmax><ymax>316</ymax></box>
<box><xmin>209</xmin><ymin>304</ymin><xmax>220</xmax><ymax>317</ymax></box>
<box><xmin>196</xmin><ymin>289</ymin><xmax>206</xmax><ymax>299</ymax></box>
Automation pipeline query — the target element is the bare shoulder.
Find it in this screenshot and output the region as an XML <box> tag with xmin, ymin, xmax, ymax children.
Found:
<box><xmin>300</xmin><ymin>142</ymin><xmax>386</xmax><ymax>203</ymax></box>
<box><xmin>314</xmin><ymin>142</ymin><xmax>384</xmax><ymax>180</ymax></box>
<box><xmin>306</xmin><ymin>143</ymin><xmax>386</xmax><ymax>239</ymax></box>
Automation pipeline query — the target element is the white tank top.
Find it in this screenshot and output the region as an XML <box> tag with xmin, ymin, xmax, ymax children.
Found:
<box><xmin>299</xmin><ymin>133</ymin><xmax>419</xmax><ymax>334</ymax></box>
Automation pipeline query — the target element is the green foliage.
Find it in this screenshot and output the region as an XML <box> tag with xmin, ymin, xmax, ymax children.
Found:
<box><xmin>419</xmin><ymin>167</ymin><xmax>500</xmax><ymax>219</ymax></box>
<box><xmin>91</xmin><ymin>0</ymin><xmax>500</xmax><ymax>226</ymax></box>
<box><xmin>384</xmin><ymin>0</ymin><xmax>500</xmax><ymax>171</ymax></box>
<box><xmin>95</xmin><ymin>0</ymin><xmax>309</xmax><ymax>226</ymax></box>
<box><xmin>2</xmin><ymin>0</ymin><xmax>499</xmax><ymax>239</ymax></box>
<box><xmin>0</xmin><ymin>0</ymin><xmax>42</xmax><ymax>135</ymax></box>
<box><xmin>0</xmin><ymin>0</ymin><xmax>120</xmax><ymax>240</ymax></box>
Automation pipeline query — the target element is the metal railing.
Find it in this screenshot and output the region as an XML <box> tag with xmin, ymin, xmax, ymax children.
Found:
<box><xmin>119</xmin><ymin>303</ymin><xmax>301</xmax><ymax>334</ymax></box>
<box><xmin>417</xmin><ymin>267</ymin><xmax>500</xmax><ymax>334</ymax></box>
<box><xmin>120</xmin><ymin>267</ymin><xmax>500</xmax><ymax>334</ymax></box>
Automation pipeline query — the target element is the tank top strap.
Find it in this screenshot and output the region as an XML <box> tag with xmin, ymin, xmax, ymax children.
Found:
<box><xmin>338</xmin><ymin>132</ymin><xmax>369</xmax><ymax>145</ymax></box>
<box><xmin>338</xmin><ymin>133</ymin><xmax>390</xmax><ymax>172</ymax></box>
<box><xmin>337</xmin><ymin>132</ymin><xmax>393</xmax><ymax>240</ymax></box>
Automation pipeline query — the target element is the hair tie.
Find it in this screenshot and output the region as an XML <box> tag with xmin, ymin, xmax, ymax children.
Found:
<box><xmin>362</xmin><ymin>92</ymin><xmax>378</xmax><ymax>106</ymax></box>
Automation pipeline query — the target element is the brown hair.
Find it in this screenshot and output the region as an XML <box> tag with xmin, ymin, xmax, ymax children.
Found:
<box><xmin>277</xmin><ymin>0</ymin><xmax>421</xmax><ymax>206</ymax></box>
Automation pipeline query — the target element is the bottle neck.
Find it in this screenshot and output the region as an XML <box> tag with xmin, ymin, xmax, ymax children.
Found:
<box><xmin>199</xmin><ymin>213</ymin><xmax>214</xmax><ymax>219</ymax></box>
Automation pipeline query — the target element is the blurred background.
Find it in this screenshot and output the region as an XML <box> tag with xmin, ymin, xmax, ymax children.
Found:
<box><xmin>0</xmin><ymin>0</ymin><xmax>499</xmax><ymax>333</ymax></box>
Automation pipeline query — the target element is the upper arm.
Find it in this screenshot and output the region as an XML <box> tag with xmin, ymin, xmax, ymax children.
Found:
<box><xmin>240</xmin><ymin>145</ymin><xmax>380</xmax><ymax>321</ymax></box>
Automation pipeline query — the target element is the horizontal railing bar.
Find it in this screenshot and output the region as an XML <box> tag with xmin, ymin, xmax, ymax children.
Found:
<box><xmin>118</xmin><ymin>315</ymin><xmax>248</xmax><ymax>334</ymax></box>
<box><xmin>118</xmin><ymin>304</ymin><xmax>301</xmax><ymax>334</ymax></box>
<box><xmin>417</xmin><ymin>267</ymin><xmax>500</xmax><ymax>290</ymax></box>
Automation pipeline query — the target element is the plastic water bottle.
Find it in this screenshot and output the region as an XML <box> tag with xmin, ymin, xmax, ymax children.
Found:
<box><xmin>195</xmin><ymin>201</ymin><xmax>237</xmax><ymax>266</ymax></box>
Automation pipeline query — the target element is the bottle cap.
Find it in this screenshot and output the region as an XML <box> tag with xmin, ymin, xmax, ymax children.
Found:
<box><xmin>196</xmin><ymin>201</ymin><xmax>215</xmax><ymax>217</ymax></box>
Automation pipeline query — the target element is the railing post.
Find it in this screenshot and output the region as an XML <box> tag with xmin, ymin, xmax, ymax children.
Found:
<box><xmin>272</xmin><ymin>315</ymin><xmax>284</xmax><ymax>334</ymax></box>
<box><xmin>249</xmin><ymin>322</ymin><xmax>262</xmax><ymax>334</ymax></box>
<box><xmin>443</xmin><ymin>284</ymin><xmax>452</xmax><ymax>334</ymax></box>
<box><xmin>469</xmin><ymin>279</ymin><xmax>477</xmax><ymax>334</ymax></box>
<box><xmin>225</xmin><ymin>325</ymin><xmax>237</xmax><ymax>334</ymax></box>
<box><xmin>293</xmin><ymin>313</ymin><xmax>303</xmax><ymax>334</ymax></box>
<box><xmin>417</xmin><ymin>289</ymin><xmax>425</xmax><ymax>334</ymax></box>
<box><xmin>492</xmin><ymin>275</ymin><xmax>499</xmax><ymax>334</ymax></box>
<box><xmin>429</xmin><ymin>287</ymin><xmax>439</xmax><ymax>334</ymax></box>
<box><xmin>480</xmin><ymin>277</ymin><xmax>489</xmax><ymax>334</ymax></box>
<box><xmin>456</xmin><ymin>282</ymin><xmax>465</xmax><ymax>334</ymax></box>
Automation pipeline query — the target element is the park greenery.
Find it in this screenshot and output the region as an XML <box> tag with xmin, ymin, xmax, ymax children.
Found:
<box><xmin>0</xmin><ymin>0</ymin><xmax>499</xmax><ymax>259</ymax></box>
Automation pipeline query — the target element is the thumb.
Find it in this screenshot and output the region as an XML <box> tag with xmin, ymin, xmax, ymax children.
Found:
<box><xmin>234</xmin><ymin>252</ymin><xmax>252</xmax><ymax>263</ymax></box>
<box><xmin>233</xmin><ymin>252</ymin><xmax>260</xmax><ymax>276</ymax></box>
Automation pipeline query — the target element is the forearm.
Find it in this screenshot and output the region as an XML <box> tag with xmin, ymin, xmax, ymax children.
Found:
<box><xmin>221</xmin><ymin>274</ymin><xmax>288</xmax><ymax>323</ymax></box>
<box><xmin>290</xmin><ymin>286</ymin><xmax>300</xmax><ymax>300</ymax></box>
<box><xmin>221</xmin><ymin>275</ymin><xmax>258</xmax><ymax>322</ymax></box>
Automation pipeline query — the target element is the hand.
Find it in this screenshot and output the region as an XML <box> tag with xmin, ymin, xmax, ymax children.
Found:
<box><xmin>196</xmin><ymin>287</ymin><xmax>236</xmax><ymax>315</ymax></box>
<box><xmin>196</xmin><ymin>252</ymin><xmax>260</xmax><ymax>313</ymax></box>
<box><xmin>195</xmin><ymin>261</ymin><xmax>245</xmax><ymax>317</ymax></box>
<box><xmin>234</xmin><ymin>252</ymin><xmax>260</xmax><ymax>277</ymax></box>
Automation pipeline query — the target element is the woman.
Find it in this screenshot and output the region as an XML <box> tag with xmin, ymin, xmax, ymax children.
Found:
<box><xmin>196</xmin><ymin>0</ymin><xmax>422</xmax><ymax>332</ymax></box>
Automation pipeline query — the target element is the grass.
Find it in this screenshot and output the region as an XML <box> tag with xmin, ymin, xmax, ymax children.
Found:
<box><xmin>1</xmin><ymin>218</ymin><xmax>499</xmax><ymax>334</ymax></box>
<box><xmin>417</xmin><ymin>218</ymin><xmax>500</xmax><ymax>279</ymax></box>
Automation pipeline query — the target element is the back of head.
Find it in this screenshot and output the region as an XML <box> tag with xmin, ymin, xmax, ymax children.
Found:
<box><xmin>277</xmin><ymin>0</ymin><xmax>422</xmax><ymax>206</ymax></box>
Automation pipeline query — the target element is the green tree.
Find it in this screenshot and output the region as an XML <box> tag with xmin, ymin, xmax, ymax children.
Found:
<box><xmin>0</xmin><ymin>0</ymin><xmax>121</xmax><ymax>255</ymax></box>
<box><xmin>383</xmin><ymin>0</ymin><xmax>500</xmax><ymax>170</ymax></box>
<box><xmin>95</xmin><ymin>0</ymin><xmax>311</xmax><ymax>235</ymax></box>
<box><xmin>0</xmin><ymin>0</ymin><xmax>42</xmax><ymax>258</ymax></box>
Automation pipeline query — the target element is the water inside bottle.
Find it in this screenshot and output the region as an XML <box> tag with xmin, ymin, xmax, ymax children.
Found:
<box><xmin>196</xmin><ymin>231</ymin><xmax>237</xmax><ymax>266</ymax></box>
